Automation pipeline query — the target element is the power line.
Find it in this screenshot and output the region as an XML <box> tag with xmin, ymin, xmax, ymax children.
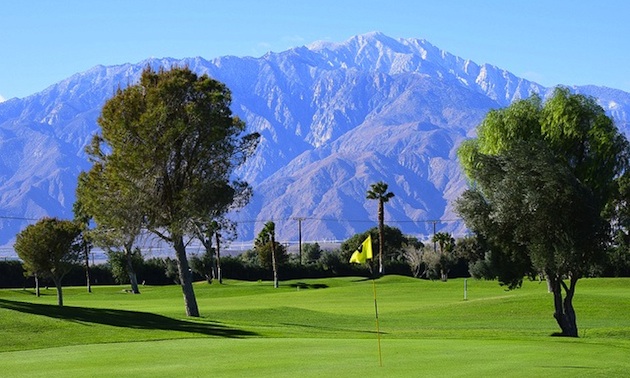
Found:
<box><xmin>227</xmin><ymin>216</ymin><xmax>462</xmax><ymax>224</ymax></box>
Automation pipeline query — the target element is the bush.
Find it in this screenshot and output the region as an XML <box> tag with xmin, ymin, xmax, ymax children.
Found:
<box><xmin>0</xmin><ymin>260</ymin><xmax>30</xmax><ymax>288</ymax></box>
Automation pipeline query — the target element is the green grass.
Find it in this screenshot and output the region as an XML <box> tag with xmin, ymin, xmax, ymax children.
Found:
<box><xmin>1</xmin><ymin>276</ymin><xmax>629</xmax><ymax>377</ymax></box>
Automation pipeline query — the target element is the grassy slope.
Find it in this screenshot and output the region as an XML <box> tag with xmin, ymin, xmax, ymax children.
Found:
<box><xmin>1</xmin><ymin>276</ymin><xmax>629</xmax><ymax>377</ymax></box>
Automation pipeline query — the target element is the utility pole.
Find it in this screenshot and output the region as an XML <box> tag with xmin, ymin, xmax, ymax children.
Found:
<box><xmin>294</xmin><ymin>217</ymin><xmax>305</xmax><ymax>265</ymax></box>
<box><xmin>433</xmin><ymin>220</ymin><xmax>437</xmax><ymax>253</ymax></box>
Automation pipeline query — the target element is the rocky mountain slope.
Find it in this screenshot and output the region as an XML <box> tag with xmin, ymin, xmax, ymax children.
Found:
<box><xmin>1</xmin><ymin>32</ymin><xmax>629</xmax><ymax>252</ymax></box>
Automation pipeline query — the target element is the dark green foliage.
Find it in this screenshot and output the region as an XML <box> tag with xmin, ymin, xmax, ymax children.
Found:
<box><xmin>107</xmin><ymin>249</ymin><xmax>144</xmax><ymax>285</ymax></box>
<box><xmin>467</xmin><ymin>252</ymin><xmax>498</xmax><ymax>280</ymax></box>
<box><xmin>163</xmin><ymin>258</ymin><xmax>181</xmax><ymax>285</ymax></box>
<box><xmin>302</xmin><ymin>243</ymin><xmax>322</xmax><ymax>264</ymax></box>
<box><xmin>0</xmin><ymin>260</ymin><xmax>32</xmax><ymax>288</ymax></box>
<box><xmin>456</xmin><ymin>87</ymin><xmax>630</xmax><ymax>336</ymax></box>
<box><xmin>603</xmin><ymin>173</ymin><xmax>630</xmax><ymax>276</ymax></box>
<box><xmin>190</xmin><ymin>249</ymin><xmax>215</xmax><ymax>283</ymax></box>
<box><xmin>84</xmin><ymin>66</ymin><xmax>259</xmax><ymax>316</ymax></box>
<box><xmin>14</xmin><ymin>218</ymin><xmax>82</xmax><ymax>306</ymax></box>
<box><xmin>255</xmin><ymin>242</ymin><xmax>288</xmax><ymax>270</ymax></box>
<box><xmin>422</xmin><ymin>232</ymin><xmax>456</xmax><ymax>281</ymax></box>
<box><xmin>454</xmin><ymin>236</ymin><xmax>485</xmax><ymax>263</ymax></box>
<box><xmin>340</xmin><ymin>226</ymin><xmax>407</xmax><ymax>263</ymax></box>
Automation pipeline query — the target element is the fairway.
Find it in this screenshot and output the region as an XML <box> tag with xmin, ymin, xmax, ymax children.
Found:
<box><xmin>1</xmin><ymin>276</ymin><xmax>629</xmax><ymax>377</ymax></box>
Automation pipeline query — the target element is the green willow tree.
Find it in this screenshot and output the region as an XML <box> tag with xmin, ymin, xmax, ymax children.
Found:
<box><xmin>14</xmin><ymin>217</ymin><xmax>82</xmax><ymax>306</ymax></box>
<box><xmin>85</xmin><ymin>66</ymin><xmax>259</xmax><ymax>316</ymax></box>
<box><xmin>367</xmin><ymin>181</ymin><xmax>395</xmax><ymax>274</ymax></box>
<box><xmin>456</xmin><ymin>87</ymin><xmax>629</xmax><ymax>337</ymax></box>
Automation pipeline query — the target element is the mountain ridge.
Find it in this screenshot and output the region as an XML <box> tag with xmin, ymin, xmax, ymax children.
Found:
<box><xmin>1</xmin><ymin>32</ymin><xmax>630</xmax><ymax>254</ymax></box>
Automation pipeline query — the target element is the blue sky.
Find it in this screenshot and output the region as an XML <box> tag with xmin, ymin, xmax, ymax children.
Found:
<box><xmin>1</xmin><ymin>0</ymin><xmax>629</xmax><ymax>101</ymax></box>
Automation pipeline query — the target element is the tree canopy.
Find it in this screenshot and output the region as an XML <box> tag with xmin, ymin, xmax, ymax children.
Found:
<box><xmin>456</xmin><ymin>87</ymin><xmax>630</xmax><ymax>336</ymax></box>
<box><xmin>14</xmin><ymin>217</ymin><xmax>82</xmax><ymax>306</ymax></box>
<box><xmin>83</xmin><ymin>66</ymin><xmax>259</xmax><ymax>316</ymax></box>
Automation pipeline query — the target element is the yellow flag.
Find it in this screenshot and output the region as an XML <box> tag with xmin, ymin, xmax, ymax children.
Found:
<box><xmin>349</xmin><ymin>235</ymin><xmax>373</xmax><ymax>264</ymax></box>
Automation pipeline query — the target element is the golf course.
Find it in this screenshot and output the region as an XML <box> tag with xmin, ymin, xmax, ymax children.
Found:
<box><xmin>1</xmin><ymin>276</ymin><xmax>629</xmax><ymax>377</ymax></box>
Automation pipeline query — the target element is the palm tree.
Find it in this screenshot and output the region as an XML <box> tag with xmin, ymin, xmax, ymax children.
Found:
<box><xmin>367</xmin><ymin>181</ymin><xmax>395</xmax><ymax>274</ymax></box>
<box><xmin>432</xmin><ymin>232</ymin><xmax>455</xmax><ymax>281</ymax></box>
<box><xmin>256</xmin><ymin>221</ymin><xmax>279</xmax><ymax>288</ymax></box>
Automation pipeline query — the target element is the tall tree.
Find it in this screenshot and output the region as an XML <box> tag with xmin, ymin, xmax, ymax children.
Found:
<box><xmin>456</xmin><ymin>87</ymin><xmax>629</xmax><ymax>336</ymax></box>
<box><xmin>72</xmin><ymin>199</ymin><xmax>93</xmax><ymax>293</ymax></box>
<box><xmin>367</xmin><ymin>181</ymin><xmax>395</xmax><ymax>274</ymax></box>
<box><xmin>85</xmin><ymin>66</ymin><xmax>259</xmax><ymax>316</ymax></box>
<box><xmin>14</xmin><ymin>218</ymin><xmax>81</xmax><ymax>306</ymax></box>
<box><xmin>255</xmin><ymin>221</ymin><xmax>284</xmax><ymax>288</ymax></box>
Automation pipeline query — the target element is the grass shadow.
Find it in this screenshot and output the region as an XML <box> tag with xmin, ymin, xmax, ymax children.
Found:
<box><xmin>0</xmin><ymin>299</ymin><xmax>257</xmax><ymax>338</ymax></box>
<box><xmin>289</xmin><ymin>282</ymin><xmax>329</xmax><ymax>289</ymax></box>
<box><xmin>351</xmin><ymin>276</ymin><xmax>382</xmax><ymax>283</ymax></box>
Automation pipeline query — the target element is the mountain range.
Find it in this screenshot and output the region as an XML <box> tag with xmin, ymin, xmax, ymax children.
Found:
<box><xmin>1</xmin><ymin>31</ymin><xmax>630</xmax><ymax>255</ymax></box>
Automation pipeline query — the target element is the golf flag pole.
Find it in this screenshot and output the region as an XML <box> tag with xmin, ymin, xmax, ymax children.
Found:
<box><xmin>373</xmin><ymin>278</ymin><xmax>383</xmax><ymax>367</ymax></box>
<box><xmin>349</xmin><ymin>235</ymin><xmax>382</xmax><ymax>366</ymax></box>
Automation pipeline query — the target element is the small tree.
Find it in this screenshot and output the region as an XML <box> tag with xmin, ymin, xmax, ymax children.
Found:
<box><xmin>107</xmin><ymin>248</ymin><xmax>143</xmax><ymax>286</ymax></box>
<box><xmin>403</xmin><ymin>243</ymin><xmax>424</xmax><ymax>278</ymax></box>
<box><xmin>14</xmin><ymin>218</ymin><xmax>81</xmax><ymax>306</ymax></box>
<box><xmin>432</xmin><ymin>232</ymin><xmax>455</xmax><ymax>281</ymax></box>
<box><xmin>367</xmin><ymin>181</ymin><xmax>395</xmax><ymax>274</ymax></box>
<box><xmin>193</xmin><ymin>219</ymin><xmax>236</xmax><ymax>284</ymax></box>
<box><xmin>303</xmin><ymin>243</ymin><xmax>322</xmax><ymax>264</ymax></box>
<box><xmin>190</xmin><ymin>249</ymin><xmax>214</xmax><ymax>284</ymax></box>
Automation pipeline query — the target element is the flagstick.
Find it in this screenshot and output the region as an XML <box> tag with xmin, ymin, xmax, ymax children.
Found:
<box><xmin>372</xmin><ymin>278</ymin><xmax>383</xmax><ymax>367</ymax></box>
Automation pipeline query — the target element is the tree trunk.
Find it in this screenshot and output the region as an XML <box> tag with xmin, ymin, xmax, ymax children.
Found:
<box><xmin>550</xmin><ymin>275</ymin><xmax>579</xmax><ymax>337</ymax></box>
<box><xmin>125</xmin><ymin>245</ymin><xmax>140</xmax><ymax>294</ymax></box>
<box><xmin>84</xmin><ymin>244</ymin><xmax>92</xmax><ymax>293</ymax></box>
<box><xmin>173</xmin><ymin>235</ymin><xmax>200</xmax><ymax>317</ymax></box>
<box><xmin>271</xmin><ymin>234</ymin><xmax>278</xmax><ymax>288</ymax></box>
<box><xmin>52</xmin><ymin>276</ymin><xmax>63</xmax><ymax>307</ymax></box>
<box><xmin>440</xmin><ymin>269</ymin><xmax>448</xmax><ymax>282</ymax></box>
<box><xmin>35</xmin><ymin>274</ymin><xmax>40</xmax><ymax>297</ymax></box>
<box><xmin>378</xmin><ymin>200</ymin><xmax>384</xmax><ymax>275</ymax></box>
<box><xmin>215</xmin><ymin>231</ymin><xmax>222</xmax><ymax>284</ymax></box>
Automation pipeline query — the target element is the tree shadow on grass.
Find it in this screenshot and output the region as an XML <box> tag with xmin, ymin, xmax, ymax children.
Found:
<box><xmin>0</xmin><ymin>299</ymin><xmax>257</xmax><ymax>338</ymax></box>
<box><xmin>351</xmin><ymin>276</ymin><xmax>382</xmax><ymax>283</ymax></box>
<box><xmin>289</xmin><ymin>282</ymin><xmax>329</xmax><ymax>289</ymax></box>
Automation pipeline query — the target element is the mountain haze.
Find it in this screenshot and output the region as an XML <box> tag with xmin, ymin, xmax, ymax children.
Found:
<box><xmin>1</xmin><ymin>32</ymin><xmax>630</xmax><ymax>253</ymax></box>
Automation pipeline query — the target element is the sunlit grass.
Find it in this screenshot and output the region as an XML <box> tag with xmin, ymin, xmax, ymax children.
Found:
<box><xmin>1</xmin><ymin>276</ymin><xmax>629</xmax><ymax>376</ymax></box>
